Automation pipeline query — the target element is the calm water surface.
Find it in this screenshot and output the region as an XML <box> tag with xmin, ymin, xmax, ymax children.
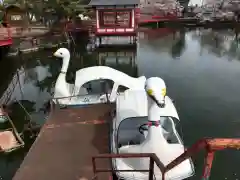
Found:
<box><xmin>0</xmin><ymin>28</ymin><xmax>240</xmax><ymax>179</ymax></box>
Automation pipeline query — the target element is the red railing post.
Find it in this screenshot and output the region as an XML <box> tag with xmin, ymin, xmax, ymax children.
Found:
<box><xmin>164</xmin><ymin>139</ymin><xmax>207</xmax><ymax>173</ymax></box>
<box><xmin>149</xmin><ymin>156</ymin><xmax>154</xmax><ymax>180</ymax></box>
<box><xmin>92</xmin><ymin>157</ymin><xmax>98</xmax><ymax>180</ymax></box>
<box><xmin>201</xmin><ymin>151</ymin><xmax>215</xmax><ymax>180</ymax></box>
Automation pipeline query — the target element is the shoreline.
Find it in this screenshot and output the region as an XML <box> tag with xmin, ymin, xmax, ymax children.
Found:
<box><xmin>7</xmin><ymin>41</ymin><xmax>70</xmax><ymax>57</ymax></box>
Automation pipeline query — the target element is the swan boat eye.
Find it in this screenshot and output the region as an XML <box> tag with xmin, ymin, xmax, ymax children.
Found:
<box><xmin>146</xmin><ymin>89</ymin><xmax>153</xmax><ymax>96</ymax></box>
<box><xmin>162</xmin><ymin>88</ymin><xmax>166</xmax><ymax>96</ymax></box>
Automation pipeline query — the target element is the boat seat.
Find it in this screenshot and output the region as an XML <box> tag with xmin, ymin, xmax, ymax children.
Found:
<box><xmin>78</xmin><ymin>87</ymin><xmax>88</xmax><ymax>95</ymax></box>
<box><xmin>117</xmin><ymin>123</ymin><xmax>193</xmax><ymax>180</ymax></box>
<box><xmin>162</xmin><ymin>128</ymin><xmax>171</xmax><ymax>140</ymax></box>
<box><xmin>143</xmin><ymin>128</ymin><xmax>171</xmax><ymax>141</ymax></box>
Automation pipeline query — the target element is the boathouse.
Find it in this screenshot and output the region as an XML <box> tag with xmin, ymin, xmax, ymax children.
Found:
<box><xmin>88</xmin><ymin>0</ymin><xmax>139</xmax><ymax>45</ymax></box>
<box><xmin>3</xmin><ymin>5</ymin><xmax>28</xmax><ymax>27</ymax></box>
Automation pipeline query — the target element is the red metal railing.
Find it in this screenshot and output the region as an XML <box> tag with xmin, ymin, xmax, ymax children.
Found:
<box><xmin>165</xmin><ymin>138</ymin><xmax>240</xmax><ymax>180</ymax></box>
<box><xmin>92</xmin><ymin>153</ymin><xmax>164</xmax><ymax>180</ymax></box>
<box><xmin>0</xmin><ymin>22</ymin><xmax>13</xmax><ymax>46</ymax></box>
<box><xmin>0</xmin><ymin>23</ymin><xmax>11</xmax><ymax>39</ymax></box>
<box><xmin>92</xmin><ymin>138</ymin><xmax>240</xmax><ymax>180</ymax></box>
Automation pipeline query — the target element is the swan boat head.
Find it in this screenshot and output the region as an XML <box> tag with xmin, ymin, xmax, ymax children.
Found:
<box><xmin>53</xmin><ymin>48</ymin><xmax>73</xmax><ymax>102</ymax></box>
<box><xmin>53</xmin><ymin>48</ymin><xmax>70</xmax><ymax>59</ymax></box>
<box><xmin>53</xmin><ymin>48</ymin><xmax>71</xmax><ymax>75</ymax></box>
<box><xmin>145</xmin><ymin>77</ymin><xmax>166</xmax><ymax>108</ymax></box>
<box><xmin>145</xmin><ymin>77</ymin><xmax>167</xmax><ymax>122</ymax></box>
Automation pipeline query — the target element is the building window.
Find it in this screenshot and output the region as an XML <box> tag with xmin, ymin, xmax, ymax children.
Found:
<box><xmin>116</xmin><ymin>11</ymin><xmax>130</xmax><ymax>26</ymax></box>
<box><xmin>102</xmin><ymin>11</ymin><xmax>115</xmax><ymax>26</ymax></box>
<box><xmin>99</xmin><ymin>10</ymin><xmax>131</xmax><ymax>28</ymax></box>
<box><xmin>10</xmin><ymin>15</ymin><xmax>22</xmax><ymax>21</ymax></box>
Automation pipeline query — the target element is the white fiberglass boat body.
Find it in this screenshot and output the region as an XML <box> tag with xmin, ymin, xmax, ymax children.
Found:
<box><xmin>111</xmin><ymin>77</ymin><xmax>195</xmax><ymax>180</ymax></box>
<box><xmin>52</xmin><ymin>48</ymin><xmax>146</xmax><ymax>106</ymax></box>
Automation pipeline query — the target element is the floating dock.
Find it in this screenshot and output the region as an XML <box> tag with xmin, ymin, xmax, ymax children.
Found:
<box><xmin>13</xmin><ymin>103</ymin><xmax>115</xmax><ymax>180</ymax></box>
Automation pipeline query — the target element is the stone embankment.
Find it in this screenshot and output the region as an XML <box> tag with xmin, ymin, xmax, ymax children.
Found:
<box><xmin>10</xmin><ymin>26</ymin><xmax>50</xmax><ymax>38</ymax></box>
<box><xmin>7</xmin><ymin>26</ymin><xmax>70</xmax><ymax>56</ymax></box>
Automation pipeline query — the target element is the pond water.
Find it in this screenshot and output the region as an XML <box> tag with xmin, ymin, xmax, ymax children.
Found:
<box><xmin>0</xmin><ymin>28</ymin><xmax>240</xmax><ymax>180</ymax></box>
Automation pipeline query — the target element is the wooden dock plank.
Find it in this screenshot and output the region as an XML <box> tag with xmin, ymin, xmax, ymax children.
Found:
<box><xmin>13</xmin><ymin>104</ymin><xmax>115</xmax><ymax>180</ymax></box>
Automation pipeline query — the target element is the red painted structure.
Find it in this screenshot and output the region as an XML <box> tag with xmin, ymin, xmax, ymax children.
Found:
<box><xmin>0</xmin><ymin>23</ymin><xmax>13</xmax><ymax>47</ymax></box>
<box><xmin>139</xmin><ymin>13</ymin><xmax>178</xmax><ymax>24</ymax></box>
<box><xmin>139</xmin><ymin>27</ymin><xmax>176</xmax><ymax>39</ymax></box>
<box><xmin>92</xmin><ymin>138</ymin><xmax>240</xmax><ymax>180</ymax></box>
<box><xmin>96</xmin><ymin>9</ymin><xmax>136</xmax><ymax>36</ymax></box>
<box><xmin>89</xmin><ymin>0</ymin><xmax>139</xmax><ymax>37</ymax></box>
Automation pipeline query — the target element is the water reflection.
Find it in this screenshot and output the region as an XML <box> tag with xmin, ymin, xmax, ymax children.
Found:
<box><xmin>0</xmin><ymin>50</ymin><xmax>62</xmax><ymax>179</ymax></box>
<box><xmin>191</xmin><ymin>29</ymin><xmax>240</xmax><ymax>60</ymax></box>
<box><xmin>171</xmin><ymin>30</ymin><xmax>186</xmax><ymax>59</ymax></box>
<box><xmin>137</xmin><ymin>28</ymin><xmax>240</xmax><ymax>180</ymax></box>
<box><xmin>139</xmin><ymin>28</ymin><xmax>240</xmax><ymax>62</ymax></box>
<box><xmin>96</xmin><ymin>46</ymin><xmax>138</xmax><ymax>77</ymax></box>
<box><xmin>139</xmin><ymin>28</ymin><xmax>187</xmax><ymax>58</ymax></box>
<box><xmin>11</xmin><ymin>66</ymin><xmax>52</xmax><ymax>108</ymax></box>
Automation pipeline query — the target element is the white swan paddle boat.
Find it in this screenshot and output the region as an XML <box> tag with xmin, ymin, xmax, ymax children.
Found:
<box><xmin>53</xmin><ymin>48</ymin><xmax>146</xmax><ymax>106</ymax></box>
<box><xmin>111</xmin><ymin>77</ymin><xmax>195</xmax><ymax>180</ymax></box>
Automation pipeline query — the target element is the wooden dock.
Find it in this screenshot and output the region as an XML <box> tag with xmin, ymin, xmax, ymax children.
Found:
<box><xmin>13</xmin><ymin>103</ymin><xmax>115</xmax><ymax>180</ymax></box>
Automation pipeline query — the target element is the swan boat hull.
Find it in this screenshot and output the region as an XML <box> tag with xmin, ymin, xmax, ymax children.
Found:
<box><xmin>110</xmin><ymin>90</ymin><xmax>195</xmax><ymax>180</ymax></box>
<box><xmin>53</xmin><ymin>66</ymin><xmax>147</xmax><ymax>106</ymax></box>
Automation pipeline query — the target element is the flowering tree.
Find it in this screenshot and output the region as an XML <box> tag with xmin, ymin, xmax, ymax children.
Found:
<box><xmin>1</xmin><ymin>0</ymin><xmax>90</xmax><ymax>22</ymax></box>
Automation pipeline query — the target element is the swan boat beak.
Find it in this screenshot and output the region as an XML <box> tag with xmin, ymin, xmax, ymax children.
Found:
<box><xmin>147</xmin><ymin>88</ymin><xmax>166</xmax><ymax>108</ymax></box>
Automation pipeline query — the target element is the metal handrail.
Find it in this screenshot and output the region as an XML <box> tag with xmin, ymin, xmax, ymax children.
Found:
<box><xmin>92</xmin><ymin>138</ymin><xmax>240</xmax><ymax>180</ymax></box>
<box><xmin>164</xmin><ymin>138</ymin><xmax>240</xmax><ymax>179</ymax></box>
<box><xmin>92</xmin><ymin>153</ymin><xmax>164</xmax><ymax>180</ymax></box>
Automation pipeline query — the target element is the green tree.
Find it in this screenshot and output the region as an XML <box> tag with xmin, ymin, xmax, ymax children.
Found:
<box><xmin>42</xmin><ymin>0</ymin><xmax>90</xmax><ymax>19</ymax></box>
<box><xmin>2</xmin><ymin>0</ymin><xmax>90</xmax><ymax>22</ymax></box>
